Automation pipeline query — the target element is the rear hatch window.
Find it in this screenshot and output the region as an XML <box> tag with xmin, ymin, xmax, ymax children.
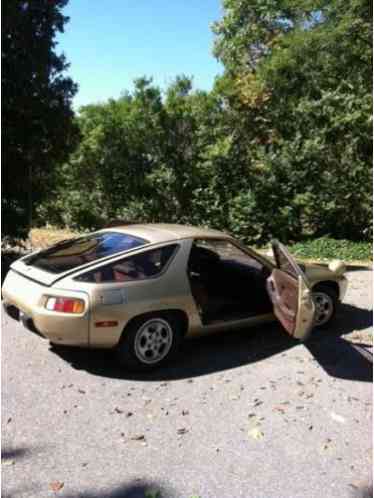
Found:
<box><xmin>23</xmin><ymin>231</ymin><xmax>148</xmax><ymax>274</ymax></box>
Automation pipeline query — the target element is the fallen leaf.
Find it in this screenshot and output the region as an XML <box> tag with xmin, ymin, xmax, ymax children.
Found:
<box><xmin>182</xmin><ymin>410</ymin><xmax>189</xmax><ymax>416</ymax></box>
<box><xmin>7</xmin><ymin>417</ymin><xmax>12</xmax><ymax>424</ymax></box>
<box><xmin>130</xmin><ymin>434</ymin><xmax>146</xmax><ymax>441</ymax></box>
<box><xmin>177</xmin><ymin>428</ymin><xmax>189</xmax><ymax>435</ymax></box>
<box><xmin>49</xmin><ymin>481</ymin><xmax>64</xmax><ymax>492</ymax></box>
<box><xmin>323</xmin><ymin>438</ymin><xmax>332</xmax><ymax>450</ymax></box>
<box><xmin>248</xmin><ymin>428</ymin><xmax>264</xmax><ymax>440</ymax></box>
<box><xmin>145</xmin><ymin>488</ymin><xmax>161</xmax><ymax>498</ymax></box>
<box><xmin>330</xmin><ymin>412</ymin><xmax>345</xmax><ymax>424</ymax></box>
<box><xmin>248</xmin><ymin>413</ymin><xmax>256</xmax><ymax>418</ymax></box>
<box><xmin>273</xmin><ymin>406</ymin><xmax>286</xmax><ymax>414</ymax></box>
<box><xmin>349</xmin><ymin>483</ymin><xmax>359</xmax><ymax>490</ymax></box>
<box><xmin>114</xmin><ymin>407</ymin><xmax>123</xmax><ymax>414</ymax></box>
<box><xmin>126</xmin><ymin>411</ymin><xmax>133</xmax><ymax>418</ymax></box>
<box><xmin>78</xmin><ymin>389</ymin><xmax>86</xmax><ymax>394</ymax></box>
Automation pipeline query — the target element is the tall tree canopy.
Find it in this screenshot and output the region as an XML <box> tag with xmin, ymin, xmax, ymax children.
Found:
<box><xmin>2</xmin><ymin>0</ymin><xmax>78</xmax><ymax>239</ymax></box>
<box><xmin>212</xmin><ymin>0</ymin><xmax>372</xmax><ymax>241</ymax></box>
<box><xmin>36</xmin><ymin>0</ymin><xmax>372</xmax><ymax>245</ymax></box>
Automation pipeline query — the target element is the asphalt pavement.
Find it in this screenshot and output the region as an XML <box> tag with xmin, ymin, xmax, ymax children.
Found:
<box><xmin>2</xmin><ymin>269</ymin><xmax>372</xmax><ymax>498</ymax></box>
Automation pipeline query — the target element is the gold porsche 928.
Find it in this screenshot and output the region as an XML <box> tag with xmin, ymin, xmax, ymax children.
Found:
<box><xmin>2</xmin><ymin>224</ymin><xmax>348</xmax><ymax>371</ymax></box>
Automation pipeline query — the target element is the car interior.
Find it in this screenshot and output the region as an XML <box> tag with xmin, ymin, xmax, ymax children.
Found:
<box><xmin>187</xmin><ymin>240</ymin><xmax>273</xmax><ymax>325</ymax></box>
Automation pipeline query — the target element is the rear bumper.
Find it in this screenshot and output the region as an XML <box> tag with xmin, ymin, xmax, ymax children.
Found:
<box><xmin>3</xmin><ymin>303</ymin><xmax>45</xmax><ymax>338</ymax></box>
<box><xmin>2</xmin><ymin>269</ymin><xmax>90</xmax><ymax>347</ymax></box>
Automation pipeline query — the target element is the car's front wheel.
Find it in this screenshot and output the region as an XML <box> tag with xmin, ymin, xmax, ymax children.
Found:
<box><xmin>116</xmin><ymin>312</ymin><xmax>183</xmax><ymax>371</ymax></box>
<box><xmin>312</xmin><ymin>285</ymin><xmax>338</xmax><ymax>328</ymax></box>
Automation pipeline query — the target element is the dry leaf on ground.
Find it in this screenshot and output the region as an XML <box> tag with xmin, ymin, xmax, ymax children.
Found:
<box><xmin>130</xmin><ymin>434</ymin><xmax>146</xmax><ymax>441</ymax></box>
<box><xmin>49</xmin><ymin>481</ymin><xmax>64</xmax><ymax>492</ymax></box>
<box><xmin>248</xmin><ymin>428</ymin><xmax>264</xmax><ymax>440</ymax></box>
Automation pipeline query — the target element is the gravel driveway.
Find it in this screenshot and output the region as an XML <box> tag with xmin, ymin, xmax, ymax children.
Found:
<box><xmin>2</xmin><ymin>269</ymin><xmax>372</xmax><ymax>498</ymax></box>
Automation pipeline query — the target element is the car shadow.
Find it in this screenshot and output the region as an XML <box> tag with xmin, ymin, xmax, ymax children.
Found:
<box><xmin>51</xmin><ymin>302</ymin><xmax>372</xmax><ymax>383</ymax></box>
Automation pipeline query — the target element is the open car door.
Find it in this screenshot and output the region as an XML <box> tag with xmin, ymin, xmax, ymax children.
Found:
<box><xmin>266</xmin><ymin>240</ymin><xmax>316</xmax><ymax>341</ymax></box>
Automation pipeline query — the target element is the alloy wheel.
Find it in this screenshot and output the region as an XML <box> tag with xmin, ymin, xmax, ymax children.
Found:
<box><xmin>134</xmin><ymin>318</ymin><xmax>173</xmax><ymax>364</ymax></box>
<box><xmin>312</xmin><ymin>291</ymin><xmax>334</xmax><ymax>326</ymax></box>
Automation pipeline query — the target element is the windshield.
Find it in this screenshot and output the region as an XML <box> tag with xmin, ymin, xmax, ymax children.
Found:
<box><xmin>24</xmin><ymin>231</ymin><xmax>148</xmax><ymax>274</ymax></box>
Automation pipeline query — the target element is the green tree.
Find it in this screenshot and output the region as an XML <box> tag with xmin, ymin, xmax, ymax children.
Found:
<box><xmin>213</xmin><ymin>0</ymin><xmax>372</xmax><ymax>241</ymax></box>
<box><xmin>40</xmin><ymin>77</ymin><xmax>229</xmax><ymax>231</ymax></box>
<box><xmin>2</xmin><ymin>0</ymin><xmax>78</xmax><ymax>239</ymax></box>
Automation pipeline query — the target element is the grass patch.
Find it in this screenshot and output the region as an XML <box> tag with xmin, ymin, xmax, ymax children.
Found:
<box><xmin>289</xmin><ymin>237</ymin><xmax>372</xmax><ymax>262</ymax></box>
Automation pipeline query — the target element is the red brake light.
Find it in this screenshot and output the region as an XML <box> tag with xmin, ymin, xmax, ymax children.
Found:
<box><xmin>46</xmin><ymin>297</ymin><xmax>85</xmax><ymax>314</ymax></box>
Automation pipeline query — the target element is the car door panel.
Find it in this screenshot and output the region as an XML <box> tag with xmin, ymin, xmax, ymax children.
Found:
<box><xmin>267</xmin><ymin>241</ymin><xmax>316</xmax><ymax>341</ymax></box>
<box><xmin>267</xmin><ymin>269</ymin><xmax>297</xmax><ymax>332</ymax></box>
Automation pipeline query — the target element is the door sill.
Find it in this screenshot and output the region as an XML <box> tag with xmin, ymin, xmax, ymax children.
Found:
<box><xmin>201</xmin><ymin>312</ymin><xmax>275</xmax><ymax>332</ymax></box>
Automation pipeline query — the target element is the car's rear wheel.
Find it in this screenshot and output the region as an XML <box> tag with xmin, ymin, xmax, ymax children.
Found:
<box><xmin>116</xmin><ymin>312</ymin><xmax>183</xmax><ymax>371</ymax></box>
<box><xmin>312</xmin><ymin>286</ymin><xmax>338</xmax><ymax>328</ymax></box>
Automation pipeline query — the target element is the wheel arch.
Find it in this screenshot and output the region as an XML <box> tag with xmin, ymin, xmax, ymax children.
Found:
<box><xmin>311</xmin><ymin>280</ymin><xmax>339</xmax><ymax>299</ymax></box>
<box><xmin>119</xmin><ymin>308</ymin><xmax>189</xmax><ymax>343</ymax></box>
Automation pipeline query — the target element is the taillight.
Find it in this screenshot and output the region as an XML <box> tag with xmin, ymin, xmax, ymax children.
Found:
<box><xmin>45</xmin><ymin>297</ymin><xmax>85</xmax><ymax>314</ymax></box>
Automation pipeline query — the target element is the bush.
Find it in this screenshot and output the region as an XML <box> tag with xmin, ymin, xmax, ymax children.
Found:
<box><xmin>289</xmin><ymin>237</ymin><xmax>372</xmax><ymax>262</ymax></box>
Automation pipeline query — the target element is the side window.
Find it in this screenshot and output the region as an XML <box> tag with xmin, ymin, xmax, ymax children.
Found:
<box><xmin>75</xmin><ymin>244</ymin><xmax>178</xmax><ymax>283</ymax></box>
<box><xmin>275</xmin><ymin>250</ymin><xmax>297</xmax><ymax>278</ymax></box>
<box><xmin>273</xmin><ymin>243</ymin><xmax>300</xmax><ymax>279</ymax></box>
<box><xmin>191</xmin><ymin>239</ymin><xmax>265</xmax><ymax>272</ymax></box>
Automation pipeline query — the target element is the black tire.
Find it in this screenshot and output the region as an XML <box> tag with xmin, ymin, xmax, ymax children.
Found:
<box><xmin>311</xmin><ymin>285</ymin><xmax>338</xmax><ymax>329</ymax></box>
<box><xmin>116</xmin><ymin>312</ymin><xmax>184</xmax><ymax>371</ymax></box>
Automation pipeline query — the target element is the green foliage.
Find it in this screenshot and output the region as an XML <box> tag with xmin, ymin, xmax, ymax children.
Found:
<box><xmin>212</xmin><ymin>0</ymin><xmax>372</xmax><ymax>242</ymax></box>
<box><xmin>39</xmin><ymin>76</ymin><xmax>232</xmax><ymax>232</ymax></box>
<box><xmin>289</xmin><ymin>237</ymin><xmax>372</xmax><ymax>261</ymax></box>
<box><xmin>37</xmin><ymin>0</ymin><xmax>371</xmax><ymax>247</ymax></box>
<box><xmin>2</xmin><ymin>0</ymin><xmax>78</xmax><ymax>239</ymax></box>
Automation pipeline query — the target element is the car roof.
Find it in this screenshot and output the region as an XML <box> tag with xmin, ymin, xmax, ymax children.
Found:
<box><xmin>102</xmin><ymin>223</ymin><xmax>233</xmax><ymax>244</ymax></box>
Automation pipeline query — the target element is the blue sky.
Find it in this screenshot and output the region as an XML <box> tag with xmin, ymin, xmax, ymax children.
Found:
<box><xmin>57</xmin><ymin>0</ymin><xmax>224</xmax><ymax>109</ymax></box>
